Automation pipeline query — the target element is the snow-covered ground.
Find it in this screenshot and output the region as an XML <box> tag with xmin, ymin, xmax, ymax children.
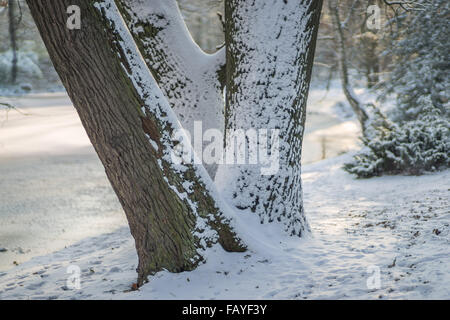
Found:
<box><xmin>0</xmin><ymin>154</ymin><xmax>448</xmax><ymax>299</ymax></box>
<box><xmin>0</xmin><ymin>90</ymin><xmax>448</xmax><ymax>299</ymax></box>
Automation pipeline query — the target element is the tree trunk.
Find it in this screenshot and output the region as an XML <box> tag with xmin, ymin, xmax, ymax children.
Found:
<box><xmin>329</xmin><ymin>0</ymin><xmax>369</xmax><ymax>132</ymax></box>
<box><xmin>116</xmin><ymin>0</ymin><xmax>226</xmax><ymax>178</ymax></box>
<box><xmin>26</xmin><ymin>0</ymin><xmax>245</xmax><ymax>286</ymax></box>
<box><xmin>217</xmin><ymin>0</ymin><xmax>323</xmax><ymax>236</ymax></box>
<box><xmin>8</xmin><ymin>0</ymin><xmax>17</xmax><ymax>84</ymax></box>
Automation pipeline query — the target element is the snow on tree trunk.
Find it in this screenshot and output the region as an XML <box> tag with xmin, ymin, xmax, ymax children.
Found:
<box><xmin>216</xmin><ymin>0</ymin><xmax>323</xmax><ymax>236</ymax></box>
<box><xmin>116</xmin><ymin>0</ymin><xmax>226</xmax><ymax>178</ymax></box>
<box><xmin>26</xmin><ymin>0</ymin><xmax>245</xmax><ymax>286</ymax></box>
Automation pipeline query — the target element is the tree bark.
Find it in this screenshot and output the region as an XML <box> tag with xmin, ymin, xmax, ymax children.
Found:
<box><xmin>26</xmin><ymin>0</ymin><xmax>244</xmax><ymax>286</ymax></box>
<box><xmin>218</xmin><ymin>0</ymin><xmax>323</xmax><ymax>236</ymax></box>
<box><xmin>116</xmin><ymin>0</ymin><xmax>226</xmax><ymax>178</ymax></box>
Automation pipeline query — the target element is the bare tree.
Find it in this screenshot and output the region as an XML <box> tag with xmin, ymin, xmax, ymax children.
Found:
<box><xmin>8</xmin><ymin>0</ymin><xmax>18</xmax><ymax>83</ymax></box>
<box><xmin>328</xmin><ymin>0</ymin><xmax>369</xmax><ymax>132</ymax></box>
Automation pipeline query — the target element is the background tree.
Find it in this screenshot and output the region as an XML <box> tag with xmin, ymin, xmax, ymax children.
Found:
<box><xmin>344</xmin><ymin>0</ymin><xmax>450</xmax><ymax>178</ymax></box>
<box><xmin>26</xmin><ymin>0</ymin><xmax>246</xmax><ymax>287</ymax></box>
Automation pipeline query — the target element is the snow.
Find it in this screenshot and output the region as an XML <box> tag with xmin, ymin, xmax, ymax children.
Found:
<box><xmin>0</xmin><ymin>93</ymin><xmax>127</xmax><ymax>272</ymax></box>
<box><xmin>121</xmin><ymin>0</ymin><xmax>226</xmax><ymax>176</ymax></box>
<box><xmin>303</xmin><ymin>85</ymin><xmax>363</xmax><ymax>163</ymax></box>
<box><xmin>1</xmin><ymin>152</ymin><xmax>448</xmax><ymax>299</ymax></box>
<box><xmin>345</xmin><ymin>97</ymin><xmax>449</xmax><ymax>178</ymax></box>
<box><xmin>215</xmin><ymin>0</ymin><xmax>317</xmax><ymax>236</ymax></box>
<box><xmin>1</xmin><ymin>0</ymin><xmax>447</xmax><ymax>301</ymax></box>
<box><xmin>381</xmin><ymin>0</ymin><xmax>449</xmax><ymax>121</ymax></box>
<box><xmin>2</xmin><ymin>82</ymin><xmax>446</xmax><ymax>299</ymax></box>
<box><xmin>4</xmin><ymin>84</ymin><xmax>446</xmax><ymax>299</ymax></box>
<box><xmin>94</xmin><ymin>0</ymin><xmax>246</xmax><ymax>254</ymax></box>
<box><xmin>0</xmin><ymin>85</ymin><xmax>357</xmax><ymax>270</ymax></box>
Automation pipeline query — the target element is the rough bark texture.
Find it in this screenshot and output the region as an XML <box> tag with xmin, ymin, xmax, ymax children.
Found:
<box><xmin>218</xmin><ymin>0</ymin><xmax>323</xmax><ymax>236</ymax></box>
<box><xmin>116</xmin><ymin>0</ymin><xmax>226</xmax><ymax>178</ymax></box>
<box><xmin>26</xmin><ymin>0</ymin><xmax>244</xmax><ymax>286</ymax></box>
<box><xmin>329</xmin><ymin>0</ymin><xmax>369</xmax><ymax>132</ymax></box>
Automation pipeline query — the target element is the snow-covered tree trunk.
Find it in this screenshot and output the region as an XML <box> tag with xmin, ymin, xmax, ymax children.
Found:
<box><xmin>217</xmin><ymin>0</ymin><xmax>323</xmax><ymax>236</ymax></box>
<box><xmin>116</xmin><ymin>0</ymin><xmax>226</xmax><ymax>178</ymax></box>
<box><xmin>26</xmin><ymin>0</ymin><xmax>245</xmax><ymax>286</ymax></box>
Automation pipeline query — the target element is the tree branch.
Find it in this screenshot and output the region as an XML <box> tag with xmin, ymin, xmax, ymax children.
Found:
<box><xmin>117</xmin><ymin>0</ymin><xmax>226</xmax><ymax>178</ymax></box>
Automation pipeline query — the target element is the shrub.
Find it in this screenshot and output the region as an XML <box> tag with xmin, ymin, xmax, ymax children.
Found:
<box><xmin>344</xmin><ymin>100</ymin><xmax>449</xmax><ymax>178</ymax></box>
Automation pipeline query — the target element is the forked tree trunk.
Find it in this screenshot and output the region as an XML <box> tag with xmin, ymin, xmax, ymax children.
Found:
<box><xmin>116</xmin><ymin>0</ymin><xmax>226</xmax><ymax>178</ymax></box>
<box><xmin>362</xmin><ymin>0</ymin><xmax>380</xmax><ymax>89</ymax></box>
<box><xmin>26</xmin><ymin>0</ymin><xmax>244</xmax><ymax>286</ymax></box>
<box><xmin>217</xmin><ymin>0</ymin><xmax>323</xmax><ymax>236</ymax></box>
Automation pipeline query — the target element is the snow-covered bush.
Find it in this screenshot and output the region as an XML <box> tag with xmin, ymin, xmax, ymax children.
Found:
<box><xmin>345</xmin><ymin>100</ymin><xmax>449</xmax><ymax>178</ymax></box>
